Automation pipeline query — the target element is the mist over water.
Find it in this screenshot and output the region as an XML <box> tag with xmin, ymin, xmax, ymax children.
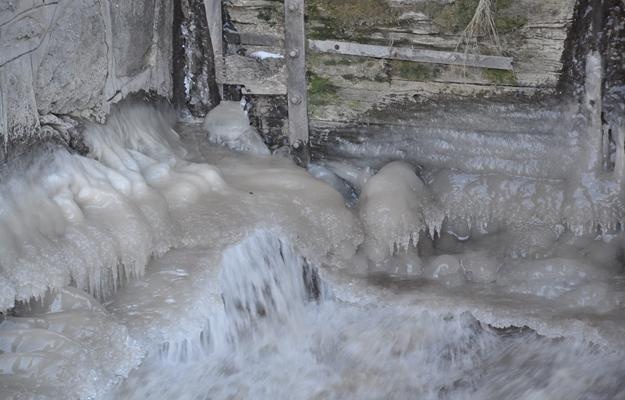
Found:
<box><xmin>1</xmin><ymin>102</ymin><xmax>625</xmax><ymax>399</ymax></box>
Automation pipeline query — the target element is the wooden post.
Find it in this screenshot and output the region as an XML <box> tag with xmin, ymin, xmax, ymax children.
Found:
<box><xmin>204</xmin><ymin>0</ymin><xmax>223</xmax><ymax>97</ymax></box>
<box><xmin>284</xmin><ymin>0</ymin><xmax>309</xmax><ymax>165</ymax></box>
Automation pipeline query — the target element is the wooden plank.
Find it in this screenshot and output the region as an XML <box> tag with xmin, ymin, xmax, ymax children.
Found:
<box><xmin>239</xmin><ymin>32</ymin><xmax>283</xmax><ymax>47</ymax></box>
<box><xmin>204</xmin><ymin>0</ymin><xmax>223</xmax><ymax>96</ymax></box>
<box><xmin>217</xmin><ymin>55</ymin><xmax>287</xmax><ymax>95</ymax></box>
<box><xmin>308</xmin><ymin>40</ymin><xmax>514</xmax><ymax>71</ymax></box>
<box><xmin>284</xmin><ymin>0</ymin><xmax>309</xmax><ymax>151</ymax></box>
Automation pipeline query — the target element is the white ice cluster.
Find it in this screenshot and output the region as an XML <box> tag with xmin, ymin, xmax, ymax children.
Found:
<box><xmin>358</xmin><ymin>161</ymin><xmax>443</xmax><ymax>263</ymax></box>
<box><xmin>0</xmin><ymin>106</ymin><xmax>225</xmax><ymax>310</ymax></box>
<box><xmin>203</xmin><ymin>101</ymin><xmax>270</xmax><ymax>155</ymax></box>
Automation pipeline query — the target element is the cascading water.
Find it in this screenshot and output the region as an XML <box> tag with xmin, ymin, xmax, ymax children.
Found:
<box><xmin>108</xmin><ymin>229</ymin><xmax>625</xmax><ymax>400</ymax></box>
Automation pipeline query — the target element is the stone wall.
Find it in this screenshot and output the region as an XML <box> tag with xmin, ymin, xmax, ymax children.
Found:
<box><xmin>0</xmin><ymin>0</ymin><xmax>173</xmax><ymax>158</ymax></box>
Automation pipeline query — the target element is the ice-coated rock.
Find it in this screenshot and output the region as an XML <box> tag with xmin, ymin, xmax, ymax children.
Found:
<box><xmin>203</xmin><ymin>101</ymin><xmax>270</xmax><ymax>155</ymax></box>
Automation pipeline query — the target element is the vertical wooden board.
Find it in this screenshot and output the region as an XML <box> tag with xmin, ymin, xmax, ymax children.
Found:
<box><xmin>284</xmin><ymin>0</ymin><xmax>309</xmax><ymax>147</ymax></box>
<box><xmin>205</xmin><ymin>0</ymin><xmax>224</xmax><ymax>96</ymax></box>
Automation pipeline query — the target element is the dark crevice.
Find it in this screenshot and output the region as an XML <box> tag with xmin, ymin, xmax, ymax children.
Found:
<box><xmin>559</xmin><ymin>0</ymin><xmax>625</xmax><ymax>115</ymax></box>
<box><xmin>172</xmin><ymin>0</ymin><xmax>221</xmax><ymax>117</ymax></box>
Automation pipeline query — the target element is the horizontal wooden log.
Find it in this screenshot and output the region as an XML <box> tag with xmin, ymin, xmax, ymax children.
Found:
<box><xmin>217</xmin><ymin>55</ymin><xmax>287</xmax><ymax>95</ymax></box>
<box><xmin>308</xmin><ymin>40</ymin><xmax>514</xmax><ymax>71</ymax></box>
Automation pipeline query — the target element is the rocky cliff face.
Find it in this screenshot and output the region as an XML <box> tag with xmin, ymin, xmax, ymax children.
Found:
<box><xmin>0</xmin><ymin>0</ymin><xmax>174</xmax><ymax>158</ymax></box>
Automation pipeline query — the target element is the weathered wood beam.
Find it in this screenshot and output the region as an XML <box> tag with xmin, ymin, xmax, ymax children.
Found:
<box><xmin>204</xmin><ymin>0</ymin><xmax>224</xmax><ymax>96</ymax></box>
<box><xmin>284</xmin><ymin>0</ymin><xmax>310</xmax><ymax>157</ymax></box>
<box><xmin>308</xmin><ymin>40</ymin><xmax>514</xmax><ymax>71</ymax></box>
<box><xmin>217</xmin><ymin>55</ymin><xmax>287</xmax><ymax>95</ymax></box>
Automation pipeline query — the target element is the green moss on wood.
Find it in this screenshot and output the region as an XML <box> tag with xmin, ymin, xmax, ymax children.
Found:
<box><xmin>483</xmin><ymin>68</ymin><xmax>516</xmax><ymax>85</ymax></box>
<box><xmin>432</xmin><ymin>0</ymin><xmax>479</xmax><ymax>33</ymax></box>
<box><xmin>257</xmin><ymin>7</ymin><xmax>279</xmax><ymax>27</ymax></box>
<box><xmin>495</xmin><ymin>15</ymin><xmax>528</xmax><ymax>33</ymax></box>
<box><xmin>417</xmin><ymin>0</ymin><xmax>527</xmax><ymax>34</ymax></box>
<box><xmin>390</xmin><ymin>60</ymin><xmax>437</xmax><ymax>81</ymax></box>
<box><xmin>323</xmin><ymin>56</ymin><xmax>361</xmax><ymax>66</ymax></box>
<box><xmin>373</xmin><ymin>72</ymin><xmax>390</xmax><ymax>83</ymax></box>
<box><xmin>307</xmin><ymin>0</ymin><xmax>400</xmax><ymax>40</ymax></box>
<box><xmin>308</xmin><ymin>53</ymin><xmax>367</xmax><ymax>67</ymax></box>
<box><xmin>308</xmin><ymin>73</ymin><xmax>339</xmax><ymax>106</ymax></box>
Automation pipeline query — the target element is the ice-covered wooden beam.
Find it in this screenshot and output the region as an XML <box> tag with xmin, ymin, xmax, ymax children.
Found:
<box><xmin>308</xmin><ymin>40</ymin><xmax>514</xmax><ymax>71</ymax></box>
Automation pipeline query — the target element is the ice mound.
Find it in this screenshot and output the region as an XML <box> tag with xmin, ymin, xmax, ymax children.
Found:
<box><xmin>0</xmin><ymin>288</ymin><xmax>141</xmax><ymax>399</ymax></box>
<box><xmin>358</xmin><ymin>161</ymin><xmax>443</xmax><ymax>263</ymax></box>
<box><xmin>203</xmin><ymin>101</ymin><xmax>270</xmax><ymax>155</ymax></box>
<box><xmin>0</xmin><ymin>105</ymin><xmax>227</xmax><ymax>310</ymax></box>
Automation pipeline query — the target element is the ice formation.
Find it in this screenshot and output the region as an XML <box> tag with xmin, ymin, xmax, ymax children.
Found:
<box><xmin>358</xmin><ymin>161</ymin><xmax>443</xmax><ymax>262</ymax></box>
<box><xmin>0</xmin><ymin>103</ymin><xmax>359</xmax><ymax>311</ymax></box>
<box><xmin>2</xmin><ymin>95</ymin><xmax>625</xmax><ymax>398</ymax></box>
<box><xmin>248</xmin><ymin>51</ymin><xmax>284</xmax><ymax>60</ymax></box>
<box><xmin>0</xmin><ymin>287</ymin><xmax>141</xmax><ymax>398</ymax></box>
<box><xmin>203</xmin><ymin>101</ymin><xmax>271</xmax><ymax>155</ymax></box>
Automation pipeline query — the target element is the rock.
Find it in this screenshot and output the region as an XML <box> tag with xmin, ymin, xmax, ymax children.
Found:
<box><xmin>34</xmin><ymin>0</ymin><xmax>108</xmax><ymax>119</ymax></box>
<box><xmin>1</xmin><ymin>0</ymin><xmax>174</xmax><ymax>155</ymax></box>
<box><xmin>110</xmin><ymin>0</ymin><xmax>157</xmax><ymax>78</ymax></box>
<box><xmin>1</xmin><ymin>57</ymin><xmax>40</xmax><ymax>146</ymax></box>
